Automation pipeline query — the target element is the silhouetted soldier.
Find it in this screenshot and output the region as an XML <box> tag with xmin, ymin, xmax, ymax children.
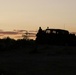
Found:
<box><xmin>36</xmin><ymin>27</ymin><xmax>43</xmax><ymax>44</ymax></box>
<box><xmin>30</xmin><ymin>27</ymin><xmax>43</xmax><ymax>53</ymax></box>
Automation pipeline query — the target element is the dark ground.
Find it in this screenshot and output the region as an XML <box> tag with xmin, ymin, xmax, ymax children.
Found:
<box><xmin>0</xmin><ymin>46</ymin><xmax>76</xmax><ymax>75</ymax></box>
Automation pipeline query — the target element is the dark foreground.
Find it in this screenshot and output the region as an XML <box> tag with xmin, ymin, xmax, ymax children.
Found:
<box><xmin>0</xmin><ymin>46</ymin><xmax>76</xmax><ymax>75</ymax></box>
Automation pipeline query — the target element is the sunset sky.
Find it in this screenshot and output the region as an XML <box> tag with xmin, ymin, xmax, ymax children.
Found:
<box><xmin>0</xmin><ymin>0</ymin><xmax>76</xmax><ymax>39</ymax></box>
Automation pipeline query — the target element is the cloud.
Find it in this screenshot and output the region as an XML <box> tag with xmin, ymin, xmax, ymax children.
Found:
<box><xmin>0</xmin><ymin>30</ymin><xmax>23</xmax><ymax>38</ymax></box>
<box><xmin>14</xmin><ymin>30</ymin><xmax>27</xmax><ymax>33</ymax></box>
<box><xmin>29</xmin><ymin>30</ymin><xmax>37</xmax><ymax>32</ymax></box>
<box><xmin>0</xmin><ymin>34</ymin><xmax>4</xmax><ymax>36</ymax></box>
<box><xmin>0</xmin><ymin>29</ymin><xmax>36</xmax><ymax>39</ymax></box>
<box><xmin>0</xmin><ymin>30</ymin><xmax>20</xmax><ymax>38</ymax></box>
<box><xmin>0</xmin><ymin>31</ymin><xmax>18</xmax><ymax>35</ymax></box>
<box><xmin>0</xmin><ymin>29</ymin><xmax>27</xmax><ymax>35</ymax></box>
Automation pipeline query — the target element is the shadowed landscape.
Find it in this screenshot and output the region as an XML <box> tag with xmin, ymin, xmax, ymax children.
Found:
<box><xmin>0</xmin><ymin>27</ymin><xmax>76</xmax><ymax>75</ymax></box>
<box><xmin>1</xmin><ymin>0</ymin><xmax>76</xmax><ymax>74</ymax></box>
